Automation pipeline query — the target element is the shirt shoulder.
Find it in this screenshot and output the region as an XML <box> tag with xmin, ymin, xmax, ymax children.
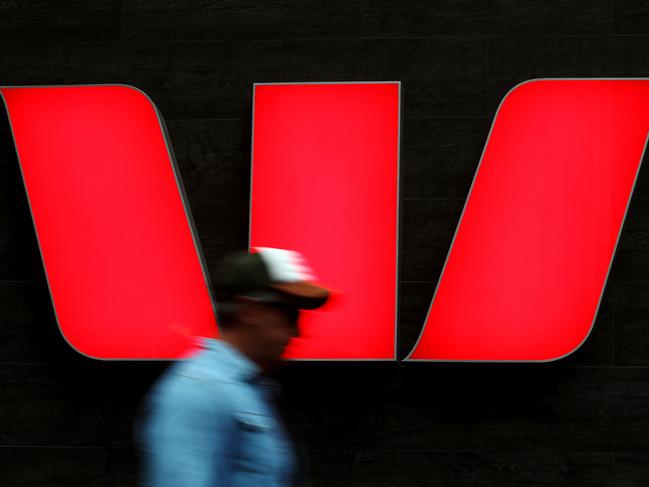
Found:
<box><xmin>150</xmin><ymin>343</ymin><xmax>258</xmax><ymax>411</ymax></box>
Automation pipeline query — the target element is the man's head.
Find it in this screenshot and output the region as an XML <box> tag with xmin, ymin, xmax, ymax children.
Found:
<box><xmin>213</xmin><ymin>247</ymin><xmax>330</xmax><ymax>371</ymax></box>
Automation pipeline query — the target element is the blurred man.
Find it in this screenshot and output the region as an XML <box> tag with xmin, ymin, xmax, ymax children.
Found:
<box><xmin>137</xmin><ymin>247</ymin><xmax>330</xmax><ymax>487</ymax></box>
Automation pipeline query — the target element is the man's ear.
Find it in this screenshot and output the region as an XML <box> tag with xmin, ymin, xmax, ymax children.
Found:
<box><xmin>233</xmin><ymin>296</ymin><xmax>265</xmax><ymax>327</ymax></box>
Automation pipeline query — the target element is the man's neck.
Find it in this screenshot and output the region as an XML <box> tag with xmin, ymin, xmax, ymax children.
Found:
<box><xmin>219</xmin><ymin>330</ymin><xmax>273</xmax><ymax>374</ymax></box>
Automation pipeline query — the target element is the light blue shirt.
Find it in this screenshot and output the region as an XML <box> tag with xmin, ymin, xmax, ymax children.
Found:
<box><xmin>137</xmin><ymin>338</ymin><xmax>298</xmax><ymax>487</ymax></box>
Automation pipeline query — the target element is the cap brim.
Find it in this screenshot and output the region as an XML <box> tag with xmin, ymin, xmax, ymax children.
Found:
<box><xmin>267</xmin><ymin>281</ymin><xmax>330</xmax><ymax>309</ymax></box>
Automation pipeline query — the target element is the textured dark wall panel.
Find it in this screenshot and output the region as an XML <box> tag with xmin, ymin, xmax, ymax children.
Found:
<box><xmin>1</xmin><ymin>1</ymin><xmax>649</xmax><ymax>486</ymax></box>
<box><xmin>0</xmin><ymin>0</ymin><xmax>121</xmax><ymax>41</ymax></box>
<box><xmin>0</xmin><ymin>446</ymin><xmax>104</xmax><ymax>486</ymax></box>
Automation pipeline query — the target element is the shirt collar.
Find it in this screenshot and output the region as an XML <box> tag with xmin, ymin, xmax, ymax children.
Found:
<box><xmin>199</xmin><ymin>337</ymin><xmax>265</xmax><ymax>383</ymax></box>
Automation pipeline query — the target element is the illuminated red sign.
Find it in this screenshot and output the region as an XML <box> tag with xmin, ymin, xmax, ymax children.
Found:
<box><xmin>1</xmin><ymin>80</ymin><xmax>644</xmax><ymax>361</ymax></box>
<box><xmin>250</xmin><ymin>83</ymin><xmax>399</xmax><ymax>359</ymax></box>
<box><xmin>408</xmin><ymin>79</ymin><xmax>648</xmax><ymax>361</ymax></box>
<box><xmin>0</xmin><ymin>85</ymin><xmax>217</xmax><ymax>359</ymax></box>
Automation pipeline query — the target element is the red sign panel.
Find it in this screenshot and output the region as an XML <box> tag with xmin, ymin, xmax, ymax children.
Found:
<box><xmin>408</xmin><ymin>79</ymin><xmax>649</xmax><ymax>361</ymax></box>
<box><xmin>0</xmin><ymin>85</ymin><xmax>217</xmax><ymax>359</ymax></box>
<box><xmin>250</xmin><ymin>83</ymin><xmax>400</xmax><ymax>359</ymax></box>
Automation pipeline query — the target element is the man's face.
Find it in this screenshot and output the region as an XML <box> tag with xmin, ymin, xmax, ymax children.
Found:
<box><xmin>241</xmin><ymin>300</ymin><xmax>301</xmax><ymax>367</ymax></box>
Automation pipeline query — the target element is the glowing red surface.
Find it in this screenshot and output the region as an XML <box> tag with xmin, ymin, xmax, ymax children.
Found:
<box><xmin>408</xmin><ymin>80</ymin><xmax>649</xmax><ymax>361</ymax></box>
<box><xmin>1</xmin><ymin>85</ymin><xmax>217</xmax><ymax>359</ymax></box>
<box><xmin>250</xmin><ymin>83</ymin><xmax>400</xmax><ymax>359</ymax></box>
<box><xmin>3</xmin><ymin>79</ymin><xmax>645</xmax><ymax>362</ymax></box>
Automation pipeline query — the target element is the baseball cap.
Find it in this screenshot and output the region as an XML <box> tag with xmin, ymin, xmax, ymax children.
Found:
<box><xmin>213</xmin><ymin>247</ymin><xmax>330</xmax><ymax>310</ymax></box>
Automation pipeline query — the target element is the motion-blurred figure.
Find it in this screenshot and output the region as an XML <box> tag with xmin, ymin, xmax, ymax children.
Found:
<box><xmin>137</xmin><ymin>247</ymin><xmax>330</xmax><ymax>487</ymax></box>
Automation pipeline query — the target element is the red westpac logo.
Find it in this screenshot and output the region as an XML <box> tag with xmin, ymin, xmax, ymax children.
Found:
<box><xmin>0</xmin><ymin>79</ymin><xmax>644</xmax><ymax>362</ymax></box>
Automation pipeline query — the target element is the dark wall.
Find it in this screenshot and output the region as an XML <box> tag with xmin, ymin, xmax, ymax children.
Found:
<box><xmin>2</xmin><ymin>1</ymin><xmax>649</xmax><ymax>486</ymax></box>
